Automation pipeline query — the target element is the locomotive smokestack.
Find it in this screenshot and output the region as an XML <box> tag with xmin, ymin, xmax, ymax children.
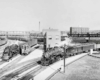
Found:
<box><xmin>44</xmin><ymin>33</ymin><xmax>47</xmax><ymax>53</ymax></box>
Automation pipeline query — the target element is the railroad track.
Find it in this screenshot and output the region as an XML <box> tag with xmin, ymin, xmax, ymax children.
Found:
<box><xmin>0</xmin><ymin>63</ymin><xmax>39</xmax><ymax>80</ymax></box>
<box><xmin>0</xmin><ymin>62</ymin><xmax>47</xmax><ymax>80</ymax></box>
<box><xmin>0</xmin><ymin>56</ymin><xmax>39</xmax><ymax>74</ymax></box>
<box><xmin>12</xmin><ymin>65</ymin><xmax>42</xmax><ymax>80</ymax></box>
<box><xmin>0</xmin><ymin>57</ymin><xmax>40</xmax><ymax>78</ymax></box>
<box><xmin>0</xmin><ymin>55</ymin><xmax>25</xmax><ymax>76</ymax></box>
<box><xmin>11</xmin><ymin>65</ymin><xmax>47</xmax><ymax>80</ymax></box>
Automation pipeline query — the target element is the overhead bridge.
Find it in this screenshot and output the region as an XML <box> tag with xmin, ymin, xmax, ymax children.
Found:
<box><xmin>70</xmin><ymin>34</ymin><xmax>100</xmax><ymax>37</ymax></box>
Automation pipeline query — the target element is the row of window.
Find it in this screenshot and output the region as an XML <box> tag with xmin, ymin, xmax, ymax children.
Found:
<box><xmin>48</xmin><ymin>37</ymin><xmax>59</xmax><ymax>40</ymax></box>
<box><xmin>48</xmin><ymin>35</ymin><xmax>60</xmax><ymax>40</ymax></box>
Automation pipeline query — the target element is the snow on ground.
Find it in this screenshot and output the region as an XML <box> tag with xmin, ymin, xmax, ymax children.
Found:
<box><xmin>18</xmin><ymin>49</ymin><xmax>43</xmax><ymax>63</ymax></box>
<box><xmin>15</xmin><ymin>65</ymin><xmax>40</xmax><ymax>79</ymax></box>
<box><xmin>1</xmin><ymin>64</ymin><xmax>40</xmax><ymax>79</ymax></box>
<box><xmin>50</xmin><ymin>54</ymin><xmax>100</xmax><ymax>80</ymax></box>
<box><xmin>0</xmin><ymin>55</ymin><xmax>21</xmax><ymax>69</ymax></box>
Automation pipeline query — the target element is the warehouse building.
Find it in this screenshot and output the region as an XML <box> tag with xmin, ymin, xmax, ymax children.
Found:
<box><xmin>42</xmin><ymin>29</ymin><xmax>61</xmax><ymax>48</ymax></box>
<box><xmin>70</xmin><ymin>27</ymin><xmax>89</xmax><ymax>35</ymax></box>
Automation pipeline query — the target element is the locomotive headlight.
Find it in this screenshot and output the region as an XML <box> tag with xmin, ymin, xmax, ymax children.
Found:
<box><xmin>45</xmin><ymin>52</ymin><xmax>49</xmax><ymax>58</ymax></box>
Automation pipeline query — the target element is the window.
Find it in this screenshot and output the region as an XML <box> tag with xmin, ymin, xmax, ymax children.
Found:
<box><xmin>49</xmin><ymin>38</ymin><xmax>52</xmax><ymax>40</ymax></box>
<box><xmin>48</xmin><ymin>35</ymin><xmax>52</xmax><ymax>40</ymax></box>
<box><xmin>56</xmin><ymin>35</ymin><xmax>59</xmax><ymax>40</ymax></box>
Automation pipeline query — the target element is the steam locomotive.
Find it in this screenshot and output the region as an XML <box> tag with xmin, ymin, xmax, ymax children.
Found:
<box><xmin>1</xmin><ymin>39</ymin><xmax>38</xmax><ymax>61</ymax></box>
<box><xmin>38</xmin><ymin>43</ymin><xmax>95</xmax><ymax>66</ymax></box>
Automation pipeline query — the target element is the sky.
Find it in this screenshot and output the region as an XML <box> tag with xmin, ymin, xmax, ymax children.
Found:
<box><xmin>0</xmin><ymin>0</ymin><xmax>100</xmax><ymax>31</ymax></box>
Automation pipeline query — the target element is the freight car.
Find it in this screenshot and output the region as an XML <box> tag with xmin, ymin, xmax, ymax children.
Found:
<box><xmin>1</xmin><ymin>39</ymin><xmax>38</xmax><ymax>61</ymax></box>
<box><xmin>38</xmin><ymin>43</ymin><xmax>95</xmax><ymax>66</ymax></box>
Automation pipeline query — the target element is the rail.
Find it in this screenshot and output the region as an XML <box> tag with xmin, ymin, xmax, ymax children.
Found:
<box><xmin>88</xmin><ymin>54</ymin><xmax>100</xmax><ymax>58</ymax></box>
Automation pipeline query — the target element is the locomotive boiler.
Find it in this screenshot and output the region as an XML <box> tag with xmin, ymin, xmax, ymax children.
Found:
<box><xmin>1</xmin><ymin>44</ymin><xmax>21</xmax><ymax>61</ymax></box>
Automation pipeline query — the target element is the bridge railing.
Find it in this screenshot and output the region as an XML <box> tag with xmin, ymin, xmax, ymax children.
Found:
<box><xmin>69</xmin><ymin>33</ymin><xmax>100</xmax><ymax>37</ymax></box>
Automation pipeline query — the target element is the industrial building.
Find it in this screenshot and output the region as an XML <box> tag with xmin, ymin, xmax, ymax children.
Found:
<box><xmin>61</xmin><ymin>31</ymin><xmax>68</xmax><ymax>37</ymax></box>
<box><xmin>70</xmin><ymin>27</ymin><xmax>89</xmax><ymax>35</ymax></box>
<box><xmin>61</xmin><ymin>31</ymin><xmax>68</xmax><ymax>41</ymax></box>
<box><xmin>43</xmin><ymin>29</ymin><xmax>61</xmax><ymax>48</ymax></box>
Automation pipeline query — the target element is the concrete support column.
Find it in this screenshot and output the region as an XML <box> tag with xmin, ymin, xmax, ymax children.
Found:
<box><xmin>90</xmin><ymin>49</ymin><xmax>93</xmax><ymax>55</ymax></box>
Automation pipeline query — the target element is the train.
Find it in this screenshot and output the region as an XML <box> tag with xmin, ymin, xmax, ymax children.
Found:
<box><xmin>1</xmin><ymin>39</ymin><xmax>38</xmax><ymax>61</ymax></box>
<box><xmin>37</xmin><ymin>43</ymin><xmax>95</xmax><ymax>66</ymax></box>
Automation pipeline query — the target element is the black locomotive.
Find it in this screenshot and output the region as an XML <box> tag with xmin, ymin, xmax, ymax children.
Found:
<box><xmin>1</xmin><ymin>39</ymin><xmax>38</xmax><ymax>61</ymax></box>
<box><xmin>38</xmin><ymin>43</ymin><xmax>95</xmax><ymax>66</ymax></box>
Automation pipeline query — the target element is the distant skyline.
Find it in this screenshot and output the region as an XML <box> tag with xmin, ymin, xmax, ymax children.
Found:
<box><xmin>0</xmin><ymin>0</ymin><xmax>100</xmax><ymax>31</ymax></box>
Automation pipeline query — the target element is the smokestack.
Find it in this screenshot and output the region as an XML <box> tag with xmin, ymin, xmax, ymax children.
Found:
<box><xmin>39</xmin><ymin>21</ymin><xmax>40</xmax><ymax>32</ymax></box>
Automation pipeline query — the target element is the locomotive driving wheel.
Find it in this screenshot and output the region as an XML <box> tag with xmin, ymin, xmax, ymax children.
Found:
<box><xmin>56</xmin><ymin>55</ymin><xmax>61</xmax><ymax>61</ymax></box>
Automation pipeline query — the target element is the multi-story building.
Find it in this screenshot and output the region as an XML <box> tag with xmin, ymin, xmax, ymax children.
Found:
<box><xmin>61</xmin><ymin>31</ymin><xmax>68</xmax><ymax>37</ymax></box>
<box><xmin>43</xmin><ymin>29</ymin><xmax>61</xmax><ymax>48</ymax></box>
<box><xmin>61</xmin><ymin>31</ymin><xmax>68</xmax><ymax>41</ymax></box>
<box><xmin>70</xmin><ymin>27</ymin><xmax>89</xmax><ymax>35</ymax></box>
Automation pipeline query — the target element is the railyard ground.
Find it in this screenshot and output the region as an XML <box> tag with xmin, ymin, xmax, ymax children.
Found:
<box><xmin>50</xmin><ymin>54</ymin><xmax>100</xmax><ymax>80</ymax></box>
<box><xmin>92</xmin><ymin>53</ymin><xmax>100</xmax><ymax>57</ymax></box>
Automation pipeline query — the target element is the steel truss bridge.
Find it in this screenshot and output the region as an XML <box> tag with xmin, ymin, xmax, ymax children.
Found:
<box><xmin>70</xmin><ymin>34</ymin><xmax>100</xmax><ymax>37</ymax></box>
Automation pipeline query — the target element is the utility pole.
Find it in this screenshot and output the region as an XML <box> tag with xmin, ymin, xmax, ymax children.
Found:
<box><xmin>44</xmin><ymin>33</ymin><xmax>47</xmax><ymax>53</ymax></box>
<box><xmin>63</xmin><ymin>44</ymin><xmax>66</xmax><ymax>73</ymax></box>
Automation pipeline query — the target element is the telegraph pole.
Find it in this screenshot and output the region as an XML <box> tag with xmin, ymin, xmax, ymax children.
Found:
<box><xmin>63</xmin><ymin>44</ymin><xmax>66</xmax><ymax>73</ymax></box>
<box><xmin>44</xmin><ymin>33</ymin><xmax>47</xmax><ymax>53</ymax></box>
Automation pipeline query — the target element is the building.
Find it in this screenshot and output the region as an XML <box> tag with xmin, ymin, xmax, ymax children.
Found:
<box><xmin>61</xmin><ymin>31</ymin><xmax>69</xmax><ymax>41</ymax></box>
<box><xmin>70</xmin><ymin>27</ymin><xmax>89</xmax><ymax>35</ymax></box>
<box><xmin>61</xmin><ymin>31</ymin><xmax>68</xmax><ymax>37</ymax></box>
<box><xmin>43</xmin><ymin>29</ymin><xmax>61</xmax><ymax>48</ymax></box>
